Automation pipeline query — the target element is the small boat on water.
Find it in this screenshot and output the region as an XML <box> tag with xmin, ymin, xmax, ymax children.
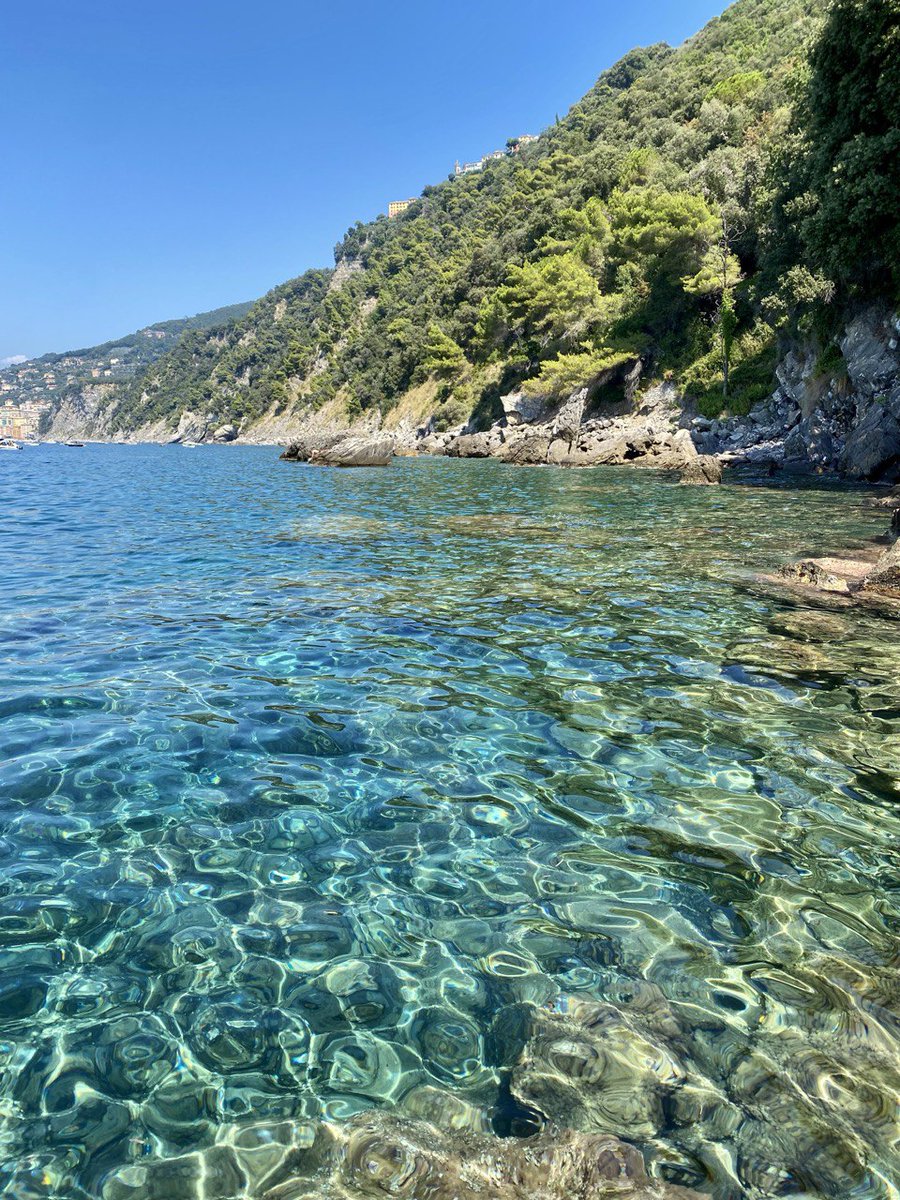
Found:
<box><xmin>64</xmin><ymin>441</ymin><xmax>85</xmax><ymax>447</ymax></box>
<box><xmin>0</xmin><ymin>438</ymin><xmax>22</xmax><ymax>451</ymax></box>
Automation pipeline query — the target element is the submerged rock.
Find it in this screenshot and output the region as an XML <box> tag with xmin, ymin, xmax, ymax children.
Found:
<box><xmin>776</xmin><ymin>558</ymin><xmax>864</xmax><ymax>594</ymax></box>
<box><xmin>768</xmin><ymin>527</ymin><xmax>900</xmax><ymax>614</ymax></box>
<box><xmin>509</xmin><ymin>994</ymin><xmax>689</xmax><ymax>1143</ymax></box>
<box><xmin>257</xmin><ymin>1110</ymin><xmax>703</xmax><ymax>1200</ymax></box>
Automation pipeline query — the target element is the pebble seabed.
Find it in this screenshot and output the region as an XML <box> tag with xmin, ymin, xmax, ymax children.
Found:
<box><xmin>0</xmin><ymin>445</ymin><xmax>898</xmax><ymax>1199</ymax></box>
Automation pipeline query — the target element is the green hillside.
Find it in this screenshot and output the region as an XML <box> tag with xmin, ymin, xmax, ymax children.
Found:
<box><xmin>108</xmin><ymin>0</ymin><xmax>899</xmax><ymax>433</ymax></box>
<box><xmin>0</xmin><ymin>302</ymin><xmax>252</xmax><ymax>414</ymax></box>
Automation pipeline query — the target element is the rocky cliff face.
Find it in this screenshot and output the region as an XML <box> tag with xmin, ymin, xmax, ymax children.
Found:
<box><xmin>43</xmin><ymin>383</ymin><xmax>119</xmax><ymax>442</ymax></box>
<box><xmin>46</xmin><ymin>399</ymin><xmax>254</xmax><ymax>445</ymax></box>
<box><xmin>40</xmin><ymin>306</ymin><xmax>900</xmax><ymax>476</ymax></box>
<box><xmin>691</xmin><ymin>307</ymin><xmax>900</xmax><ymax>480</ymax></box>
<box><xmin>416</xmin><ymin>305</ymin><xmax>900</xmax><ymax>482</ymax></box>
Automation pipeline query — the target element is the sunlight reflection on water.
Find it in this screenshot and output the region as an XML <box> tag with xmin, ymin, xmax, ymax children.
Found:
<box><xmin>0</xmin><ymin>446</ymin><xmax>898</xmax><ymax>1199</ymax></box>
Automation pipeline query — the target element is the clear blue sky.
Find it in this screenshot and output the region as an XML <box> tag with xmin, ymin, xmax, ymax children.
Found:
<box><xmin>3</xmin><ymin>0</ymin><xmax>726</xmax><ymax>362</ymax></box>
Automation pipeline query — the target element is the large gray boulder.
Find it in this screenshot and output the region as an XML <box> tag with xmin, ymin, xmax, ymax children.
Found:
<box><xmin>212</xmin><ymin>423</ymin><xmax>237</xmax><ymax>442</ymax></box>
<box><xmin>308</xmin><ymin>435</ymin><xmax>394</xmax><ymax>467</ymax></box>
<box><xmin>280</xmin><ymin>433</ymin><xmax>346</xmax><ymax>461</ymax></box>
<box><xmin>495</xmin><ymin>432</ymin><xmax>553</xmax><ymax>464</ymax></box>
<box><xmin>587</xmin><ymin>435</ymin><xmax>634</xmax><ymax>464</ymax></box>
<box><xmin>446</xmin><ymin>431</ymin><xmax>497</xmax><ymax>458</ymax></box>
<box><xmin>671</xmin><ymin>427</ymin><xmax>699</xmax><ymax>462</ymax></box>
<box><xmin>678</xmin><ymin>455</ymin><xmax>722</xmax><ymax>485</ymax></box>
<box><xmin>418</xmin><ymin>433</ymin><xmax>452</xmax><ymax>456</ymax></box>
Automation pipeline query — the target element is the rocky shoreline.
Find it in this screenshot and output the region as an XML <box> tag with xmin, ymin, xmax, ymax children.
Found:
<box><xmin>40</xmin><ymin>305</ymin><xmax>900</xmax><ymax>487</ymax></box>
<box><xmin>763</xmin><ymin>493</ymin><xmax>900</xmax><ymax>617</ymax></box>
<box><xmin>279</xmin><ymin>306</ymin><xmax>900</xmax><ymax>483</ymax></box>
<box><xmin>281</xmin><ymin>382</ymin><xmax>724</xmax><ymax>484</ymax></box>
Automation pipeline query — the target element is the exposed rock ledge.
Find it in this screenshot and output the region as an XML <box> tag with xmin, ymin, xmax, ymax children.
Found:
<box><xmin>281</xmin><ymin>433</ymin><xmax>394</xmax><ymax>467</ymax></box>
<box><xmin>423</xmin><ymin>382</ymin><xmax>721</xmax><ymax>481</ymax></box>
<box><xmin>397</xmin><ymin>304</ymin><xmax>900</xmax><ymax>482</ymax></box>
<box><xmin>764</xmin><ymin>507</ymin><xmax>900</xmax><ymax>617</ymax></box>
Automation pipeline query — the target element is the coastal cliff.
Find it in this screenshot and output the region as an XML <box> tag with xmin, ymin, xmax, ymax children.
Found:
<box><xmin>6</xmin><ymin>0</ymin><xmax>898</xmax><ymax>488</ymax></box>
<box><xmin>32</xmin><ymin>303</ymin><xmax>900</xmax><ymax>497</ymax></box>
<box><xmin>403</xmin><ymin>304</ymin><xmax>900</xmax><ymax>481</ymax></box>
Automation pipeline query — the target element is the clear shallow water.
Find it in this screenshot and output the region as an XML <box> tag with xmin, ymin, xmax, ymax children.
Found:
<box><xmin>0</xmin><ymin>445</ymin><xmax>898</xmax><ymax>1199</ymax></box>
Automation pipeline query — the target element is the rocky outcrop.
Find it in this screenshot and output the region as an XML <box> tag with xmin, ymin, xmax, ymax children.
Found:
<box><xmin>43</xmin><ymin>382</ymin><xmax>119</xmax><ymax>442</ymax></box>
<box><xmin>440</xmin><ymin>381</ymin><xmax>705</xmax><ymax>473</ymax></box>
<box><xmin>777</xmin><ymin>557</ymin><xmax>871</xmax><ymax>595</ymax></box>
<box><xmin>679</xmin><ymin>454</ymin><xmax>721</xmax><ymax>485</ymax></box>
<box><xmin>35</xmin><ymin>305</ymin><xmax>899</xmax><ymax>468</ymax></box>
<box><xmin>165</xmin><ymin>410</ymin><xmax>209</xmax><ymax>444</ymax></box>
<box><xmin>445</xmin><ymin>430</ymin><xmax>501</xmax><ymax>458</ymax></box>
<box><xmin>496</xmin><ymin>431</ymin><xmax>555</xmax><ymax>464</ymax></box>
<box><xmin>308</xmin><ymin>435</ymin><xmax>394</xmax><ymax>467</ymax></box>
<box><xmin>280</xmin><ymin>433</ymin><xmax>347</xmax><ymax>462</ymax></box>
<box><xmin>770</xmin><ymin>506</ymin><xmax>900</xmax><ymax>613</ymax></box>
<box><xmin>840</xmin><ymin>404</ymin><xmax>900</xmax><ymax>478</ymax></box>
<box><xmin>212</xmin><ymin>423</ymin><xmax>238</xmax><ymax>442</ymax></box>
<box><xmin>695</xmin><ymin>306</ymin><xmax>900</xmax><ymax>480</ymax></box>
<box><xmin>501</xmin><ymin>391</ymin><xmax>550</xmax><ymax>427</ymax></box>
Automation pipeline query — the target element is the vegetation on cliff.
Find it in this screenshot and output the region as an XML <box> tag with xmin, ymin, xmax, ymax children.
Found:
<box><xmin>28</xmin><ymin>0</ymin><xmax>900</xmax><ymax>433</ymax></box>
<box><xmin>0</xmin><ymin>302</ymin><xmax>252</xmax><ymax>416</ymax></box>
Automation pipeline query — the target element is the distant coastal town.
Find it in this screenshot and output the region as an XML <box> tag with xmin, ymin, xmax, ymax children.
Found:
<box><xmin>0</xmin><ymin>337</ymin><xmax>158</xmax><ymax>440</ymax></box>
<box><xmin>0</xmin><ymin>302</ymin><xmax>251</xmax><ymax>434</ymax></box>
<box><xmin>0</xmin><ymin>400</ymin><xmax>48</xmax><ymax>441</ymax></box>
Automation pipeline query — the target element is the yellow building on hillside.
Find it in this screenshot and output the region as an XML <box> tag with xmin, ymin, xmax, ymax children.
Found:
<box><xmin>388</xmin><ymin>199</ymin><xmax>414</xmax><ymax>219</ymax></box>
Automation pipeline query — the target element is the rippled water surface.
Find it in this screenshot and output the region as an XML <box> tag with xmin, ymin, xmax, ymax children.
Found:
<box><xmin>1</xmin><ymin>445</ymin><xmax>898</xmax><ymax>1199</ymax></box>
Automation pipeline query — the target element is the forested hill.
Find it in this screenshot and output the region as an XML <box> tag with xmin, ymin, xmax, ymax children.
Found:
<box><xmin>55</xmin><ymin>0</ymin><xmax>900</xmax><ymax>437</ymax></box>
<box><xmin>0</xmin><ymin>302</ymin><xmax>252</xmax><ymax>416</ymax></box>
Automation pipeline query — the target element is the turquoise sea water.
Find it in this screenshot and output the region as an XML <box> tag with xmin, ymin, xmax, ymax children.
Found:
<box><xmin>0</xmin><ymin>445</ymin><xmax>898</xmax><ymax>1199</ymax></box>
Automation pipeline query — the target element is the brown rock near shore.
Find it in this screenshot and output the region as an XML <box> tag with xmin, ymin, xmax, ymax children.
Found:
<box><xmin>776</xmin><ymin>557</ymin><xmax>870</xmax><ymax>594</ymax></box>
<box><xmin>863</xmin><ymin>538</ymin><xmax>900</xmax><ymax>593</ymax></box>
<box><xmin>768</xmin><ymin>507</ymin><xmax>900</xmax><ymax>613</ymax></box>
<box><xmin>678</xmin><ymin>455</ymin><xmax>722</xmax><ymax>485</ymax></box>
